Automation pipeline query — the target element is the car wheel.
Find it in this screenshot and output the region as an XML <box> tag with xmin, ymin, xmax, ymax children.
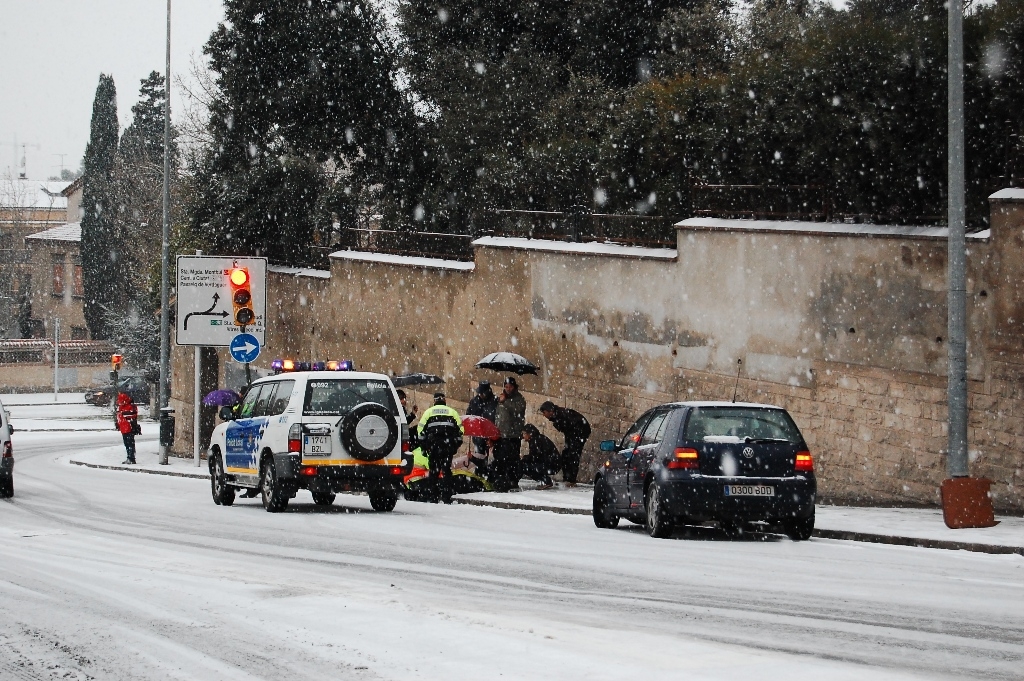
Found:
<box><xmin>311</xmin><ymin>489</ymin><xmax>336</xmax><ymax>507</ymax></box>
<box><xmin>341</xmin><ymin>403</ymin><xmax>399</xmax><ymax>461</ymax></box>
<box><xmin>592</xmin><ymin>478</ymin><xmax>620</xmax><ymax>529</ymax></box>
<box><xmin>368</xmin><ymin>487</ymin><xmax>398</xmax><ymax>512</ymax></box>
<box><xmin>784</xmin><ymin>511</ymin><xmax>815</xmax><ymax>541</ymax></box>
<box><xmin>644</xmin><ymin>483</ymin><xmax>672</xmax><ymax>538</ymax></box>
<box><xmin>0</xmin><ymin>476</ymin><xmax>12</xmax><ymax>499</ymax></box>
<box><xmin>210</xmin><ymin>453</ymin><xmax>235</xmax><ymax>506</ymax></box>
<box><xmin>260</xmin><ymin>457</ymin><xmax>289</xmax><ymax>513</ymax></box>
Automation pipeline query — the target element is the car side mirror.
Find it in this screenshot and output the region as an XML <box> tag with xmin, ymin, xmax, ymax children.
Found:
<box><xmin>599</xmin><ymin>439</ymin><xmax>617</xmax><ymax>452</ymax></box>
<box><xmin>219</xmin><ymin>406</ymin><xmax>235</xmax><ymax>421</ymax></box>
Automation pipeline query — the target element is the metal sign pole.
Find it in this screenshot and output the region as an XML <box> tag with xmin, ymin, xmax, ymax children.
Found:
<box><xmin>947</xmin><ymin>0</ymin><xmax>968</xmax><ymax>478</ymax></box>
<box><xmin>194</xmin><ymin>346</ymin><xmax>201</xmax><ymax>467</ymax></box>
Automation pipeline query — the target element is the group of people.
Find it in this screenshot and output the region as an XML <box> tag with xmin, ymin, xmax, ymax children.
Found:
<box><xmin>398</xmin><ymin>377</ymin><xmax>592</xmax><ymax>502</ymax></box>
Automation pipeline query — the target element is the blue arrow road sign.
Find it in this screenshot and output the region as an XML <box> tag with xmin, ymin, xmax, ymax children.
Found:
<box><xmin>229</xmin><ymin>333</ymin><xmax>261</xmax><ymax>363</ymax></box>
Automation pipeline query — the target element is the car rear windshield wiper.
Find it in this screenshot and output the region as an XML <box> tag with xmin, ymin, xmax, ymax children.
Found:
<box><xmin>743</xmin><ymin>437</ymin><xmax>792</xmax><ymax>444</ymax></box>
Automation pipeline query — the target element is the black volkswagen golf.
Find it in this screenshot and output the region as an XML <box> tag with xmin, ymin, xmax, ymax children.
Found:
<box><xmin>592</xmin><ymin>401</ymin><xmax>816</xmax><ymax>540</ymax></box>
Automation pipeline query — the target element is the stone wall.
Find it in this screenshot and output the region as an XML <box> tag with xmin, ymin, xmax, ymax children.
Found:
<box><xmin>171</xmin><ymin>196</ymin><xmax>1024</xmax><ymax>513</ymax></box>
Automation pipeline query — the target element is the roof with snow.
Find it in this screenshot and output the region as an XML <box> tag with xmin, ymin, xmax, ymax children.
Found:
<box><xmin>472</xmin><ymin>236</ymin><xmax>678</xmax><ymax>260</ymax></box>
<box><xmin>0</xmin><ymin>179</ymin><xmax>72</xmax><ymax>210</ymax></box>
<box><xmin>676</xmin><ymin>217</ymin><xmax>990</xmax><ymax>241</ymax></box>
<box><xmin>25</xmin><ymin>222</ymin><xmax>81</xmax><ymax>243</ymax></box>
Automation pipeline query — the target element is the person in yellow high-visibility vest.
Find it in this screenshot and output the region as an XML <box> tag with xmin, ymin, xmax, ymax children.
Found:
<box><xmin>417</xmin><ymin>393</ymin><xmax>464</xmax><ymax>503</ymax></box>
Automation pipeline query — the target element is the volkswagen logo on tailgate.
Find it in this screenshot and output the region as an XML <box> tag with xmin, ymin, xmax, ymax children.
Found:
<box><xmin>742</xmin><ymin>446</ymin><xmax>755</xmax><ymax>459</ymax></box>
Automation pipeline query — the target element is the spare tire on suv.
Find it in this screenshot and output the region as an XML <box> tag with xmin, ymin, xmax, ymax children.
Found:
<box><xmin>341</xmin><ymin>402</ymin><xmax>399</xmax><ymax>461</ymax></box>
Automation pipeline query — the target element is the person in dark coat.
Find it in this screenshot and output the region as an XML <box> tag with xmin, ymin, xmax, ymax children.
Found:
<box><xmin>491</xmin><ymin>377</ymin><xmax>526</xmax><ymax>492</ymax></box>
<box><xmin>116</xmin><ymin>392</ymin><xmax>139</xmax><ymax>465</ymax></box>
<box><xmin>520</xmin><ymin>424</ymin><xmax>557</xmax><ymax>489</ymax></box>
<box><xmin>539</xmin><ymin>401</ymin><xmax>591</xmax><ymax>487</ymax></box>
<box><xmin>465</xmin><ymin>381</ymin><xmax>497</xmax><ymax>474</ymax></box>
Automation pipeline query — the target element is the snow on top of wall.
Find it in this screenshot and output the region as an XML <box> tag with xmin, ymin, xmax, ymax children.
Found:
<box><xmin>472</xmin><ymin>236</ymin><xmax>678</xmax><ymax>260</ymax></box>
<box><xmin>677</xmin><ymin>217</ymin><xmax>990</xmax><ymax>241</ymax></box>
<box><xmin>267</xmin><ymin>264</ymin><xmax>331</xmax><ymax>279</ymax></box>
<box><xmin>329</xmin><ymin>249</ymin><xmax>475</xmax><ymax>271</ymax></box>
<box><xmin>988</xmin><ymin>187</ymin><xmax>1024</xmax><ymax>201</ymax></box>
<box><xmin>25</xmin><ymin>221</ymin><xmax>80</xmax><ymax>242</ymax></box>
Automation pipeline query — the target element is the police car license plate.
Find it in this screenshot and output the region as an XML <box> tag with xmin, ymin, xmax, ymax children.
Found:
<box><xmin>724</xmin><ymin>484</ymin><xmax>774</xmax><ymax>497</ymax></box>
<box><xmin>303</xmin><ymin>435</ymin><xmax>331</xmax><ymax>455</ymax></box>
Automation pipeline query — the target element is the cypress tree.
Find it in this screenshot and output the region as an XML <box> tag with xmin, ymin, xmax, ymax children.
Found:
<box><xmin>80</xmin><ymin>74</ymin><xmax>120</xmax><ymax>339</ymax></box>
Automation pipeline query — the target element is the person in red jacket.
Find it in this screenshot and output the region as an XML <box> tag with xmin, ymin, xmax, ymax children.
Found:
<box><xmin>116</xmin><ymin>392</ymin><xmax>139</xmax><ymax>464</ymax></box>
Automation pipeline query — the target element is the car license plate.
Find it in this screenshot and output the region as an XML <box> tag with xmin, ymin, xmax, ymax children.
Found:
<box><xmin>724</xmin><ymin>484</ymin><xmax>774</xmax><ymax>497</ymax></box>
<box><xmin>303</xmin><ymin>435</ymin><xmax>331</xmax><ymax>455</ymax></box>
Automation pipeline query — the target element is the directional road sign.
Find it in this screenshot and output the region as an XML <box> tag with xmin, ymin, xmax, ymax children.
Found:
<box><xmin>175</xmin><ymin>256</ymin><xmax>268</xmax><ymax>347</ymax></box>
<box><xmin>229</xmin><ymin>333</ymin><xmax>261</xmax><ymax>364</ymax></box>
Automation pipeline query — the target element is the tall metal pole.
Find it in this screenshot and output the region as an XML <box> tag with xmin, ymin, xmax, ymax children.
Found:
<box><xmin>158</xmin><ymin>0</ymin><xmax>172</xmax><ymax>465</ymax></box>
<box><xmin>947</xmin><ymin>0</ymin><xmax>969</xmax><ymax>478</ymax></box>
<box><xmin>53</xmin><ymin>317</ymin><xmax>59</xmax><ymax>402</ymax></box>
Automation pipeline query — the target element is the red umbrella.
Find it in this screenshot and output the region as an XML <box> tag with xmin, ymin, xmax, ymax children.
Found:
<box><xmin>462</xmin><ymin>415</ymin><xmax>500</xmax><ymax>440</ymax></box>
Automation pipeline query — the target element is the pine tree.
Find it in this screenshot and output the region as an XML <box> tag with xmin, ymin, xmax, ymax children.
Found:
<box><xmin>80</xmin><ymin>74</ymin><xmax>121</xmax><ymax>339</ymax></box>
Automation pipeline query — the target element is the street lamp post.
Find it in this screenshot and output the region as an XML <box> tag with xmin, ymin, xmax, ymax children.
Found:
<box><xmin>158</xmin><ymin>0</ymin><xmax>172</xmax><ymax>465</ymax></box>
<box><xmin>942</xmin><ymin>0</ymin><xmax>997</xmax><ymax>529</ymax></box>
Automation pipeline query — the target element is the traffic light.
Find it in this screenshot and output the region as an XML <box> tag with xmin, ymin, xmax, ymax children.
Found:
<box><xmin>111</xmin><ymin>354</ymin><xmax>123</xmax><ymax>372</ymax></box>
<box><xmin>229</xmin><ymin>267</ymin><xmax>255</xmax><ymax>328</ymax></box>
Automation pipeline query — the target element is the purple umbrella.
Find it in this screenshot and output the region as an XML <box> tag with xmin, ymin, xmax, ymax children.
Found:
<box><xmin>203</xmin><ymin>389</ymin><xmax>241</xmax><ymax>407</ymax></box>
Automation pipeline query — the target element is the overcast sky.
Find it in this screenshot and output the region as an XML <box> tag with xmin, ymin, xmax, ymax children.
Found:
<box><xmin>0</xmin><ymin>0</ymin><xmax>224</xmax><ymax>182</ymax></box>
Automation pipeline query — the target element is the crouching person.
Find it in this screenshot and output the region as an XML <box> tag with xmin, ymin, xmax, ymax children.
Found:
<box><xmin>520</xmin><ymin>424</ymin><xmax>557</xmax><ymax>490</ymax></box>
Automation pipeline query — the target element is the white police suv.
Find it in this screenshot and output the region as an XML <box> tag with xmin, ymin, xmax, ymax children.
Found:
<box><xmin>208</xmin><ymin>361</ymin><xmax>412</xmax><ymax>512</ymax></box>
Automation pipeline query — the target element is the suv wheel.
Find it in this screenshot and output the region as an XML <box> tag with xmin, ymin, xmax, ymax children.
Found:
<box><xmin>342</xmin><ymin>403</ymin><xmax>399</xmax><ymax>461</ymax></box>
<box><xmin>644</xmin><ymin>483</ymin><xmax>672</xmax><ymax>538</ymax></box>
<box><xmin>368</xmin><ymin>487</ymin><xmax>398</xmax><ymax>512</ymax></box>
<box><xmin>0</xmin><ymin>476</ymin><xmax>12</xmax><ymax>499</ymax></box>
<box><xmin>260</xmin><ymin>457</ymin><xmax>289</xmax><ymax>513</ymax></box>
<box><xmin>210</xmin><ymin>453</ymin><xmax>235</xmax><ymax>507</ymax></box>
<box><xmin>784</xmin><ymin>510</ymin><xmax>815</xmax><ymax>541</ymax></box>
<box><xmin>312</xmin><ymin>489</ymin><xmax>336</xmax><ymax>507</ymax></box>
<box><xmin>592</xmin><ymin>478</ymin><xmax>619</xmax><ymax>529</ymax></box>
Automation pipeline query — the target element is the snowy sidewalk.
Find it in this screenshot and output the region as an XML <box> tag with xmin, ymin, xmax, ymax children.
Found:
<box><xmin>457</xmin><ymin>483</ymin><xmax>1024</xmax><ymax>556</ymax></box>
<box><xmin>66</xmin><ymin>443</ymin><xmax>1024</xmax><ymax>556</ymax></box>
<box><xmin>68</xmin><ymin>436</ymin><xmax>208</xmax><ymax>480</ymax></box>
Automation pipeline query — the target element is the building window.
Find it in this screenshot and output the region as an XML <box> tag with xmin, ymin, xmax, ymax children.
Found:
<box><xmin>52</xmin><ymin>254</ymin><xmax>65</xmax><ymax>296</ymax></box>
<box><xmin>73</xmin><ymin>263</ymin><xmax>84</xmax><ymax>297</ymax></box>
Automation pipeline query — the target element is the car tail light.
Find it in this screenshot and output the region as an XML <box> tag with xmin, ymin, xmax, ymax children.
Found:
<box><xmin>795</xmin><ymin>451</ymin><xmax>813</xmax><ymax>473</ymax></box>
<box><xmin>301</xmin><ymin>466</ymin><xmax>318</xmax><ymax>476</ymax></box>
<box><xmin>391</xmin><ymin>466</ymin><xmax>405</xmax><ymax>476</ymax></box>
<box><xmin>2</xmin><ymin>441</ymin><xmax>11</xmax><ymax>459</ymax></box>
<box><xmin>288</xmin><ymin>423</ymin><xmax>302</xmax><ymax>453</ymax></box>
<box><xmin>667</xmin><ymin>447</ymin><xmax>698</xmax><ymax>470</ymax></box>
<box><xmin>402</xmin><ymin>439</ymin><xmax>410</xmax><ymax>453</ymax></box>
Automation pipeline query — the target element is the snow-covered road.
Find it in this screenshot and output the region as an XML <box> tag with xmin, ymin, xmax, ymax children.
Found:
<box><xmin>2</xmin><ymin>429</ymin><xmax>1022</xmax><ymax>680</ymax></box>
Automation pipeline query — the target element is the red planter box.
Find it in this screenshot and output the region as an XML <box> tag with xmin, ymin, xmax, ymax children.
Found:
<box><xmin>941</xmin><ymin>478</ymin><xmax>999</xmax><ymax>529</ymax></box>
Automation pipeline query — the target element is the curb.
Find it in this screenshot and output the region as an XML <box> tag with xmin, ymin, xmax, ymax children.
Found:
<box><xmin>70</xmin><ymin>459</ymin><xmax>209</xmax><ymax>480</ymax></box>
<box><xmin>455</xmin><ymin>498</ymin><xmax>1024</xmax><ymax>556</ymax></box>
<box><xmin>812</xmin><ymin>528</ymin><xmax>1024</xmax><ymax>556</ymax></box>
<box><xmin>454</xmin><ymin>497</ymin><xmax>591</xmax><ymax>515</ymax></box>
<box><xmin>67</xmin><ymin>462</ymin><xmax>1023</xmax><ymax>557</ymax></box>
